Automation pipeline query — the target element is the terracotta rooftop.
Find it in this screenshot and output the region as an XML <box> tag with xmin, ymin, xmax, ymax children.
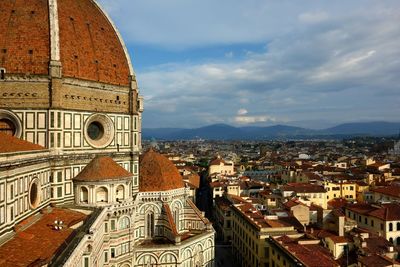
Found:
<box><xmin>327</xmin><ymin>198</ymin><xmax>349</xmax><ymax>209</ymax></box>
<box><xmin>281</xmin><ymin>183</ymin><xmax>326</xmax><ymax>193</ymax></box>
<box><xmin>183</xmin><ymin>173</ymin><xmax>200</xmax><ymax>188</ymax></box>
<box><xmin>371</xmin><ymin>185</ymin><xmax>400</xmax><ymax>199</ymax></box>
<box><xmin>0</xmin><ymin>0</ymin><xmax>130</xmax><ymax>85</ymax></box>
<box><xmin>234</xmin><ymin>202</ymin><xmax>294</xmax><ymax>230</ymax></box>
<box><xmin>0</xmin><ymin>132</ymin><xmax>45</xmax><ymax>153</ymax></box>
<box><xmin>358</xmin><ymin>254</ymin><xmax>398</xmax><ymax>267</ymax></box>
<box><xmin>139</xmin><ymin>149</ymin><xmax>184</xmax><ymax>192</ymax></box>
<box><xmin>0</xmin><ymin>208</ymin><xmax>87</xmax><ymax>267</ymax></box>
<box><xmin>73</xmin><ymin>156</ymin><xmax>132</xmax><ymax>182</ymax></box>
<box><xmin>346</xmin><ymin>203</ymin><xmax>400</xmax><ymax>221</ymax></box>
<box><xmin>209</xmin><ymin>158</ymin><xmax>226</xmax><ymax>166</ymax></box>
<box><xmin>271</xmin><ymin>235</ymin><xmax>339</xmax><ymax>267</ymax></box>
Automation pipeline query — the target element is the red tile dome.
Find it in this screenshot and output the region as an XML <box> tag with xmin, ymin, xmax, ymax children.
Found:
<box><xmin>139</xmin><ymin>149</ymin><xmax>184</xmax><ymax>192</ymax></box>
<box><xmin>0</xmin><ymin>0</ymin><xmax>131</xmax><ymax>86</ymax></box>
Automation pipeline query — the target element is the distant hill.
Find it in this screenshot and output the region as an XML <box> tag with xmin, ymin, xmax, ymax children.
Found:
<box><xmin>142</xmin><ymin>121</ymin><xmax>400</xmax><ymax>140</ymax></box>
<box><xmin>323</xmin><ymin>121</ymin><xmax>400</xmax><ymax>136</ymax></box>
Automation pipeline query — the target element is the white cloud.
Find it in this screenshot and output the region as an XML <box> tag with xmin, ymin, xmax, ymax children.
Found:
<box><xmin>298</xmin><ymin>11</ymin><xmax>329</xmax><ymax>24</ymax></box>
<box><xmin>237</xmin><ymin>109</ymin><xmax>248</xmax><ymax>115</ymax></box>
<box><xmin>234</xmin><ymin>115</ymin><xmax>276</xmax><ymax>124</ymax></box>
<box><xmin>98</xmin><ymin>1</ymin><xmax>400</xmax><ymax>128</ymax></box>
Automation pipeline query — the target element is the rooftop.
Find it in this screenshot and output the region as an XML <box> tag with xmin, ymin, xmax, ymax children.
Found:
<box><xmin>73</xmin><ymin>156</ymin><xmax>132</xmax><ymax>182</ymax></box>
<box><xmin>0</xmin><ymin>132</ymin><xmax>45</xmax><ymax>153</ymax></box>
<box><xmin>139</xmin><ymin>148</ymin><xmax>184</xmax><ymax>192</ymax></box>
<box><xmin>271</xmin><ymin>235</ymin><xmax>339</xmax><ymax>267</ymax></box>
<box><xmin>0</xmin><ymin>207</ymin><xmax>87</xmax><ymax>267</ymax></box>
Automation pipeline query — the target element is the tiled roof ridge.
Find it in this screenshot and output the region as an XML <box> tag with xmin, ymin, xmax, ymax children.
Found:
<box><xmin>187</xmin><ymin>199</ymin><xmax>210</xmax><ymax>225</ymax></box>
<box><xmin>163</xmin><ymin>203</ymin><xmax>179</xmax><ymax>236</ymax></box>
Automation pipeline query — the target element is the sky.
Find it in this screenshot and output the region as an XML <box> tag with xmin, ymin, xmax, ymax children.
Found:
<box><xmin>99</xmin><ymin>0</ymin><xmax>400</xmax><ymax>129</ymax></box>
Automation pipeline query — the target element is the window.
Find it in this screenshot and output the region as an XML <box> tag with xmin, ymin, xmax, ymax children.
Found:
<box><xmin>364</xmin><ymin>218</ymin><xmax>367</xmax><ymax>224</ymax></box>
<box><xmin>146</xmin><ymin>212</ymin><xmax>155</xmax><ymax>238</ymax></box>
<box><xmin>371</xmin><ymin>220</ymin><xmax>374</xmax><ymax>227</ymax></box>
<box><xmin>397</xmin><ymin>222</ymin><xmax>400</xmax><ymax>231</ymax></box>
<box><xmin>389</xmin><ymin>223</ymin><xmax>393</xmax><ymax>231</ymax></box>
<box><xmin>104</xmin><ymin>251</ymin><xmax>108</xmax><ymax>263</ymax></box>
<box><xmin>0</xmin><ymin>68</ymin><xmax>5</xmax><ymax>80</ymax></box>
<box><xmin>110</xmin><ymin>248</ymin><xmax>115</xmax><ymax>258</ymax></box>
<box><xmin>119</xmin><ymin>216</ymin><xmax>130</xmax><ymax>230</ymax></box>
<box><xmin>57</xmin><ymin>187</ymin><xmax>62</xmax><ymax>197</ymax></box>
<box><xmin>83</xmin><ymin>257</ymin><xmax>89</xmax><ymax>267</ymax></box>
<box><xmin>87</xmin><ymin>121</ymin><xmax>104</xmax><ymax>140</ymax></box>
<box><xmin>111</xmin><ymin>220</ymin><xmax>115</xmax><ymax>230</ymax></box>
<box><xmin>0</xmin><ymin>118</ymin><xmax>15</xmax><ymax>135</ymax></box>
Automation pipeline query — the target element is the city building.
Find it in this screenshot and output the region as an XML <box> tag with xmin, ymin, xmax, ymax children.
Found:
<box><xmin>231</xmin><ymin>200</ymin><xmax>299</xmax><ymax>267</ymax></box>
<box><xmin>345</xmin><ymin>203</ymin><xmax>400</xmax><ymax>245</ymax></box>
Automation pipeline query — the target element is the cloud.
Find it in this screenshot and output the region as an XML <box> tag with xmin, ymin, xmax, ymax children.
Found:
<box><xmin>234</xmin><ymin>115</ymin><xmax>276</xmax><ymax>124</ymax></box>
<box><xmin>298</xmin><ymin>11</ymin><xmax>329</xmax><ymax>24</ymax></box>
<box><xmin>237</xmin><ymin>109</ymin><xmax>248</xmax><ymax>115</ymax></box>
<box><xmin>99</xmin><ymin>1</ymin><xmax>400</xmax><ymax>128</ymax></box>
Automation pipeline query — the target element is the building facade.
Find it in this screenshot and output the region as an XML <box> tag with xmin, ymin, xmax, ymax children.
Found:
<box><xmin>0</xmin><ymin>0</ymin><xmax>214</xmax><ymax>266</ymax></box>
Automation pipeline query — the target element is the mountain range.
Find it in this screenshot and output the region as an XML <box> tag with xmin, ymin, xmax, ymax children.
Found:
<box><xmin>143</xmin><ymin>121</ymin><xmax>400</xmax><ymax>140</ymax></box>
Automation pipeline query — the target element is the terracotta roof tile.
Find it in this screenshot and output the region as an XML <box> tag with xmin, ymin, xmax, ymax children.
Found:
<box><xmin>73</xmin><ymin>156</ymin><xmax>132</xmax><ymax>182</ymax></box>
<box><xmin>139</xmin><ymin>149</ymin><xmax>184</xmax><ymax>192</ymax></box>
<box><xmin>0</xmin><ymin>132</ymin><xmax>45</xmax><ymax>153</ymax></box>
<box><xmin>272</xmin><ymin>235</ymin><xmax>339</xmax><ymax>267</ymax></box>
<box><xmin>0</xmin><ymin>208</ymin><xmax>86</xmax><ymax>267</ymax></box>
<box><xmin>371</xmin><ymin>185</ymin><xmax>400</xmax><ymax>199</ymax></box>
<box><xmin>0</xmin><ymin>0</ymin><xmax>130</xmax><ymax>85</ymax></box>
<box><xmin>358</xmin><ymin>254</ymin><xmax>398</xmax><ymax>266</ymax></box>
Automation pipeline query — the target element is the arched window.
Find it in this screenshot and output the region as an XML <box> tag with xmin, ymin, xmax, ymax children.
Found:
<box><xmin>389</xmin><ymin>223</ymin><xmax>393</xmax><ymax>232</ymax></box>
<box><xmin>80</xmin><ymin>187</ymin><xmax>88</xmax><ymax>203</ymax></box>
<box><xmin>115</xmin><ymin>185</ymin><xmax>124</xmax><ymax>201</ymax></box>
<box><xmin>174</xmin><ymin>209</ymin><xmax>179</xmax><ymax>230</ymax></box>
<box><xmin>397</xmin><ymin>222</ymin><xmax>400</xmax><ymax>231</ymax></box>
<box><xmin>389</xmin><ymin>237</ymin><xmax>394</xmax><ymax>244</ymax></box>
<box><xmin>119</xmin><ymin>216</ymin><xmax>130</xmax><ymax>230</ymax></box>
<box><xmin>397</xmin><ymin>237</ymin><xmax>400</xmax><ymax>246</ymax></box>
<box><xmin>96</xmin><ymin>187</ymin><xmax>108</xmax><ymax>203</ymax></box>
<box><xmin>146</xmin><ymin>212</ymin><xmax>154</xmax><ymax>238</ymax></box>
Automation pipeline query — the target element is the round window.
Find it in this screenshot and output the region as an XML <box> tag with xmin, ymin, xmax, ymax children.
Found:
<box><xmin>84</xmin><ymin>114</ymin><xmax>114</xmax><ymax>148</ymax></box>
<box><xmin>29</xmin><ymin>179</ymin><xmax>40</xmax><ymax>209</ymax></box>
<box><xmin>0</xmin><ymin>118</ymin><xmax>16</xmax><ymax>136</ymax></box>
<box><xmin>87</xmin><ymin>121</ymin><xmax>104</xmax><ymax>140</ymax></box>
<box><xmin>0</xmin><ymin>110</ymin><xmax>22</xmax><ymax>137</ymax></box>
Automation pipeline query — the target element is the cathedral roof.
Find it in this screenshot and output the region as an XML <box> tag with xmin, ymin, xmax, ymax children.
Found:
<box><xmin>139</xmin><ymin>149</ymin><xmax>184</xmax><ymax>192</ymax></box>
<box><xmin>74</xmin><ymin>156</ymin><xmax>132</xmax><ymax>182</ymax></box>
<box><xmin>0</xmin><ymin>132</ymin><xmax>45</xmax><ymax>153</ymax></box>
<box><xmin>0</xmin><ymin>0</ymin><xmax>131</xmax><ymax>86</ymax></box>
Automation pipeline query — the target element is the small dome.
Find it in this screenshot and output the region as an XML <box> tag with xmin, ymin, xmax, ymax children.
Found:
<box><xmin>74</xmin><ymin>156</ymin><xmax>132</xmax><ymax>182</ymax></box>
<box><xmin>139</xmin><ymin>149</ymin><xmax>184</xmax><ymax>192</ymax></box>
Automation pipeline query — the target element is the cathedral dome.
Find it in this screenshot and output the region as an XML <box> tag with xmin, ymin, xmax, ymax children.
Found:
<box><xmin>139</xmin><ymin>149</ymin><xmax>184</xmax><ymax>192</ymax></box>
<box><xmin>0</xmin><ymin>0</ymin><xmax>132</xmax><ymax>86</ymax></box>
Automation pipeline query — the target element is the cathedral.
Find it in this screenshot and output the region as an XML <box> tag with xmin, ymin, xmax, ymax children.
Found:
<box><xmin>0</xmin><ymin>0</ymin><xmax>215</xmax><ymax>266</ymax></box>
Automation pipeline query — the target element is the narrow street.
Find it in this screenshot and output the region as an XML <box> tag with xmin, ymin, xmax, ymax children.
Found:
<box><xmin>215</xmin><ymin>242</ymin><xmax>240</xmax><ymax>267</ymax></box>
